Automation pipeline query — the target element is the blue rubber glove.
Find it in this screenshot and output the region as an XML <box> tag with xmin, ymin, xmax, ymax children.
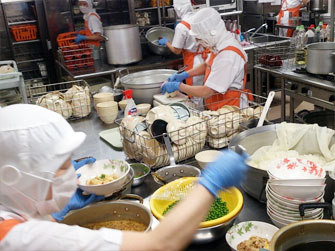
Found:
<box><xmin>72</xmin><ymin>157</ymin><xmax>96</xmax><ymax>171</ymax></box>
<box><xmin>199</xmin><ymin>150</ymin><xmax>249</xmax><ymax>197</ymax></box>
<box><xmin>75</xmin><ymin>34</ymin><xmax>87</xmax><ymax>44</ymax></box>
<box><xmin>168</xmin><ymin>71</ymin><xmax>189</xmax><ymax>82</ymax></box>
<box><xmin>158</xmin><ymin>37</ymin><xmax>168</xmax><ymax>46</ymax></box>
<box><xmin>51</xmin><ymin>189</ymin><xmax>105</xmax><ymax>221</ymax></box>
<box><xmin>160</xmin><ymin>81</ymin><xmax>181</xmax><ymax>94</ymax></box>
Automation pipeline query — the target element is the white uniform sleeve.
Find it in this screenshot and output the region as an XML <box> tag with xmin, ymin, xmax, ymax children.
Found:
<box><xmin>88</xmin><ymin>15</ymin><xmax>103</xmax><ymax>35</ymax></box>
<box><xmin>0</xmin><ymin>219</ymin><xmax>123</xmax><ymax>251</ymax></box>
<box><xmin>205</xmin><ymin>51</ymin><xmax>245</xmax><ymax>93</ymax></box>
<box><xmin>171</xmin><ymin>24</ymin><xmax>189</xmax><ymax>49</ymax></box>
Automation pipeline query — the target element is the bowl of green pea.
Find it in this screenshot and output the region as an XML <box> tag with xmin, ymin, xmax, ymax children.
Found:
<box><xmin>130</xmin><ymin>163</ymin><xmax>150</xmax><ymax>187</ymax></box>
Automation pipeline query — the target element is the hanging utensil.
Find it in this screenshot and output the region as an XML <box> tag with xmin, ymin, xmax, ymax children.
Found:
<box><xmin>257</xmin><ymin>91</ymin><xmax>275</xmax><ymax>127</ymax></box>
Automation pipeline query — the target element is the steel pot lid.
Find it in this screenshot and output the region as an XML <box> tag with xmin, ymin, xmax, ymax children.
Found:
<box><xmin>104</xmin><ymin>24</ymin><xmax>139</xmax><ymax>30</ymax></box>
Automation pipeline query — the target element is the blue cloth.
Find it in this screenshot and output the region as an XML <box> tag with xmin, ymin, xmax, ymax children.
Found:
<box><xmin>51</xmin><ymin>189</ymin><xmax>104</xmax><ymax>221</ymax></box>
<box><xmin>199</xmin><ymin>150</ymin><xmax>249</xmax><ymax>197</ymax></box>
<box><xmin>160</xmin><ymin>81</ymin><xmax>181</xmax><ymax>94</ymax></box>
<box><xmin>168</xmin><ymin>72</ymin><xmax>189</xmax><ymax>82</ymax></box>
<box><xmin>158</xmin><ymin>37</ymin><xmax>168</xmax><ymax>46</ymax></box>
<box><xmin>75</xmin><ymin>34</ymin><xmax>87</xmax><ymax>44</ymax></box>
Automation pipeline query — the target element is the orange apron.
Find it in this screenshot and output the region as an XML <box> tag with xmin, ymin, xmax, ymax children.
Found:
<box><xmin>277</xmin><ymin>0</ymin><xmax>302</xmax><ymax>37</ymax></box>
<box><xmin>84</xmin><ymin>12</ymin><xmax>101</xmax><ymax>47</ymax></box>
<box><xmin>0</xmin><ymin>219</ymin><xmax>21</xmax><ymax>241</ymax></box>
<box><xmin>180</xmin><ymin>21</ymin><xmax>209</xmax><ymax>87</ymax></box>
<box><xmin>204</xmin><ymin>46</ymin><xmax>253</xmax><ymax>111</ymax></box>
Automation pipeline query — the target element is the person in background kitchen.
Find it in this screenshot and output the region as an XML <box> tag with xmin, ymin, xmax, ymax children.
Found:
<box><xmin>0</xmin><ymin>104</ymin><xmax>248</xmax><ymax>250</ymax></box>
<box><xmin>158</xmin><ymin>0</ymin><xmax>209</xmax><ymax>97</ymax></box>
<box><xmin>161</xmin><ymin>7</ymin><xmax>253</xmax><ymax>111</ymax></box>
<box><xmin>277</xmin><ymin>0</ymin><xmax>309</xmax><ymax>37</ymax></box>
<box><xmin>75</xmin><ymin>0</ymin><xmax>103</xmax><ymax>46</ymax></box>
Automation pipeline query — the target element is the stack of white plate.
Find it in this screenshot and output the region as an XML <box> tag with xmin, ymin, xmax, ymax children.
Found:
<box><xmin>266</xmin><ymin>157</ymin><xmax>326</xmax><ymax>228</ymax></box>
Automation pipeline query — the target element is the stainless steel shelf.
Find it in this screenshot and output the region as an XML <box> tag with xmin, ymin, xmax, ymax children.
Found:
<box><xmin>17</xmin><ymin>58</ymin><xmax>44</xmax><ymax>64</ymax></box>
<box><xmin>7</xmin><ymin>16</ymin><xmax>37</xmax><ymax>26</ymax></box>
<box><xmin>135</xmin><ymin>5</ymin><xmax>172</xmax><ymax>11</ymax></box>
<box><xmin>12</xmin><ymin>39</ymin><xmax>41</xmax><ymax>45</ymax></box>
<box><xmin>139</xmin><ymin>23</ymin><xmax>174</xmax><ymax>29</ymax></box>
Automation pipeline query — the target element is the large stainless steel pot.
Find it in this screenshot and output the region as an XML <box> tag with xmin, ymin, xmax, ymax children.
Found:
<box><xmin>310</xmin><ymin>0</ymin><xmax>328</xmax><ymax>12</ymax></box>
<box><xmin>120</xmin><ymin>69</ymin><xmax>176</xmax><ymax>104</ymax></box>
<box><xmin>62</xmin><ymin>194</ymin><xmax>152</xmax><ymax>232</ymax></box>
<box><xmin>146</xmin><ymin>27</ymin><xmax>174</xmax><ymax>56</ymax></box>
<box><xmin>229</xmin><ymin>124</ymin><xmax>335</xmax><ymax>203</ymax></box>
<box><xmin>104</xmin><ymin>25</ymin><xmax>142</xmax><ymax>65</ymax></box>
<box><xmin>306</xmin><ymin>42</ymin><xmax>335</xmax><ymax>75</ymax></box>
<box><xmin>270</xmin><ymin>220</ymin><xmax>335</xmax><ymax>250</ymax></box>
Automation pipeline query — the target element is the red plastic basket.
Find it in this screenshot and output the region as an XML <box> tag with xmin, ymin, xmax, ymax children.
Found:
<box><xmin>57</xmin><ymin>31</ymin><xmax>86</xmax><ymax>47</ymax></box>
<box><xmin>10</xmin><ymin>24</ymin><xmax>37</xmax><ymax>41</ymax></box>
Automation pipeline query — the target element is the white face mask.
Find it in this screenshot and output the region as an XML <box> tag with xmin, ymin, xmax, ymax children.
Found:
<box><xmin>80</xmin><ymin>6</ymin><xmax>90</xmax><ymax>14</ymax></box>
<box><xmin>36</xmin><ymin>166</ymin><xmax>77</xmax><ymax>216</ymax></box>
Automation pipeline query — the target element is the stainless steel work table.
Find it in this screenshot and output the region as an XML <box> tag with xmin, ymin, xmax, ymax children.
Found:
<box><xmin>56</xmin><ymin>54</ymin><xmax>183</xmax><ymax>81</ymax></box>
<box><xmin>70</xmin><ymin>110</ymin><xmax>272</xmax><ymax>250</ymax></box>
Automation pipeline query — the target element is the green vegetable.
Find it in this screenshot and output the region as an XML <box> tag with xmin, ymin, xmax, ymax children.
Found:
<box><xmin>100</xmin><ymin>174</ymin><xmax>106</xmax><ymax>179</ymax></box>
<box><xmin>162</xmin><ymin>198</ymin><xmax>229</xmax><ymax>221</ymax></box>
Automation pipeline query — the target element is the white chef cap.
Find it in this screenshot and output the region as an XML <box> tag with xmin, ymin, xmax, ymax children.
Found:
<box><xmin>79</xmin><ymin>0</ymin><xmax>93</xmax><ymax>10</ymax></box>
<box><xmin>174</xmin><ymin>0</ymin><xmax>193</xmax><ymax>19</ymax></box>
<box><xmin>189</xmin><ymin>7</ymin><xmax>230</xmax><ymax>48</ymax></box>
<box><xmin>0</xmin><ymin>104</ymin><xmax>86</xmax><ymax>218</ymax></box>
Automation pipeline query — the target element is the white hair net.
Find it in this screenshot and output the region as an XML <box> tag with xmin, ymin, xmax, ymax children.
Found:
<box><xmin>79</xmin><ymin>0</ymin><xmax>93</xmax><ymax>10</ymax></box>
<box><xmin>190</xmin><ymin>7</ymin><xmax>231</xmax><ymax>49</ymax></box>
<box><xmin>174</xmin><ymin>0</ymin><xmax>193</xmax><ymax>19</ymax></box>
<box><xmin>0</xmin><ymin>104</ymin><xmax>86</xmax><ymax>218</ymax></box>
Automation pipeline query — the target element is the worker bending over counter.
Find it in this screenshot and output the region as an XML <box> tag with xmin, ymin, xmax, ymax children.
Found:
<box><xmin>161</xmin><ymin>7</ymin><xmax>253</xmax><ymax>111</ymax></box>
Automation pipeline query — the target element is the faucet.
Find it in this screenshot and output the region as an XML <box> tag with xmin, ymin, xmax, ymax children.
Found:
<box><xmin>249</xmin><ymin>23</ymin><xmax>268</xmax><ymax>39</ymax></box>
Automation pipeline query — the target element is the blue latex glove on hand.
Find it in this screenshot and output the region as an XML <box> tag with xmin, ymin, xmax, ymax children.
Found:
<box><xmin>75</xmin><ymin>34</ymin><xmax>87</xmax><ymax>44</ymax></box>
<box><xmin>199</xmin><ymin>150</ymin><xmax>249</xmax><ymax>197</ymax></box>
<box><xmin>72</xmin><ymin>157</ymin><xmax>96</xmax><ymax>171</ymax></box>
<box><xmin>51</xmin><ymin>189</ymin><xmax>104</xmax><ymax>221</ymax></box>
<box><xmin>158</xmin><ymin>37</ymin><xmax>168</xmax><ymax>46</ymax></box>
<box><xmin>160</xmin><ymin>81</ymin><xmax>181</xmax><ymax>94</ymax></box>
<box><xmin>168</xmin><ymin>71</ymin><xmax>189</xmax><ymax>82</ymax></box>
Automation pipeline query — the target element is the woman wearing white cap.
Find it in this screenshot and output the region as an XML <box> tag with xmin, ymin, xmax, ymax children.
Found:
<box><xmin>161</xmin><ymin>7</ymin><xmax>253</xmax><ymax>111</ymax></box>
<box><xmin>158</xmin><ymin>0</ymin><xmax>208</xmax><ymax>89</ymax></box>
<box><xmin>75</xmin><ymin>0</ymin><xmax>103</xmax><ymax>47</ymax></box>
<box><xmin>0</xmin><ymin>105</ymin><xmax>248</xmax><ymax>250</ymax></box>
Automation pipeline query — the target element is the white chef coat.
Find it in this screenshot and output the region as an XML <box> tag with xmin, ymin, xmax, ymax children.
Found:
<box><xmin>0</xmin><ymin>206</ymin><xmax>122</xmax><ymax>251</ymax></box>
<box><xmin>278</xmin><ymin>0</ymin><xmax>303</xmax><ymax>36</ymax></box>
<box><xmin>205</xmin><ymin>37</ymin><xmax>247</xmax><ymax>94</ymax></box>
<box><xmin>281</xmin><ymin>0</ymin><xmax>302</xmax><ymax>10</ymax></box>
<box><xmin>87</xmin><ymin>12</ymin><xmax>103</xmax><ymax>35</ymax></box>
<box><xmin>172</xmin><ymin>15</ymin><xmax>206</xmax><ymax>87</ymax></box>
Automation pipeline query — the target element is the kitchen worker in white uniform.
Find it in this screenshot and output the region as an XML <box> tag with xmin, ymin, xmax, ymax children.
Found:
<box><xmin>161</xmin><ymin>7</ymin><xmax>253</xmax><ymax>111</ymax></box>
<box><xmin>158</xmin><ymin>0</ymin><xmax>208</xmax><ymax>90</ymax></box>
<box><xmin>75</xmin><ymin>0</ymin><xmax>103</xmax><ymax>47</ymax></box>
<box><xmin>277</xmin><ymin>0</ymin><xmax>309</xmax><ymax>37</ymax></box>
<box><xmin>0</xmin><ymin>104</ymin><xmax>248</xmax><ymax>250</ymax></box>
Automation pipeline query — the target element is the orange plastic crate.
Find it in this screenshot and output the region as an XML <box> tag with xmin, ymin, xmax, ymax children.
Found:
<box><xmin>57</xmin><ymin>31</ymin><xmax>86</xmax><ymax>47</ymax></box>
<box><xmin>11</xmin><ymin>24</ymin><xmax>37</xmax><ymax>42</ymax></box>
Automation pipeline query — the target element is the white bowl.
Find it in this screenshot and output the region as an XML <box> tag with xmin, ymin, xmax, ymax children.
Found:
<box><xmin>195</xmin><ymin>150</ymin><xmax>222</xmax><ymax>169</ymax></box>
<box><xmin>118</xmin><ymin>99</ymin><xmax>129</xmax><ymax>111</ymax></box>
<box><xmin>268</xmin><ymin>178</ymin><xmax>326</xmax><ymax>186</ymax></box>
<box><xmin>76</xmin><ymin>159</ymin><xmax>130</xmax><ymax>196</ymax></box>
<box><xmin>266</xmin><ymin>184</ymin><xmax>324</xmax><ymax>205</ymax></box>
<box><xmin>267</xmin><ymin>203</ymin><xmax>323</xmax><ymax>221</ymax></box>
<box><xmin>167</xmin><ymin>119</ymin><xmax>187</xmax><ymax>145</ymax></box>
<box><xmin>268</xmin><ymin>213</ymin><xmax>287</xmax><ymax>228</ymax></box>
<box><xmin>268</xmin><ymin>183</ymin><xmax>326</xmax><ymax>200</ymax></box>
<box><xmin>267</xmin><ymin>201</ymin><xmax>322</xmax><ymax>219</ymax></box>
<box><xmin>267</xmin><ymin>158</ymin><xmax>326</xmax><ymax>180</ymax></box>
<box><xmin>145</xmin><ymin>105</ymin><xmax>174</xmax><ymax>125</ymax></box>
<box><xmin>226</xmin><ymin>221</ymin><xmax>279</xmax><ymax>251</ymax></box>
<box><xmin>137</xmin><ymin>103</ymin><xmax>151</xmax><ymax>115</ymax></box>
<box><xmin>99</xmin><ymin>113</ymin><xmax>118</xmax><ymax>124</ymax></box>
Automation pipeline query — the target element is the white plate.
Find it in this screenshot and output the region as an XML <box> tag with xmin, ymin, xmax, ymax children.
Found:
<box><xmin>226</xmin><ymin>221</ymin><xmax>279</xmax><ymax>251</ymax></box>
<box><xmin>268</xmin><ymin>183</ymin><xmax>325</xmax><ymax>200</ymax></box>
<box><xmin>267</xmin><ymin>158</ymin><xmax>326</xmax><ymax>180</ymax></box>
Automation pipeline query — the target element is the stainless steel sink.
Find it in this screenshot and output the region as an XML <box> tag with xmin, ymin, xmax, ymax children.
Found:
<box><xmin>250</xmin><ymin>34</ymin><xmax>289</xmax><ymax>44</ymax></box>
